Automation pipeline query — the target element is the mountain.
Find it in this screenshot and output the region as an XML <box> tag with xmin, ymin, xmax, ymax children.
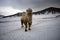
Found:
<box><xmin>2</xmin><ymin>7</ymin><xmax>60</xmax><ymax>18</ymax></box>
<box><xmin>0</xmin><ymin>15</ymin><xmax>4</xmax><ymax>19</ymax></box>
<box><xmin>33</xmin><ymin>7</ymin><xmax>60</xmax><ymax>14</ymax></box>
<box><xmin>0</xmin><ymin>15</ymin><xmax>4</xmax><ymax>17</ymax></box>
<box><xmin>2</xmin><ymin>12</ymin><xmax>22</xmax><ymax>18</ymax></box>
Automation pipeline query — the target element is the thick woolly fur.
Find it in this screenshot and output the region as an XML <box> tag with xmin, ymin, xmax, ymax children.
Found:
<box><xmin>21</xmin><ymin>8</ymin><xmax>32</xmax><ymax>32</ymax></box>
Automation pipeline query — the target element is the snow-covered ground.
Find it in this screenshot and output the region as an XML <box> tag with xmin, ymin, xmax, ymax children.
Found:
<box><xmin>0</xmin><ymin>14</ymin><xmax>60</xmax><ymax>40</ymax></box>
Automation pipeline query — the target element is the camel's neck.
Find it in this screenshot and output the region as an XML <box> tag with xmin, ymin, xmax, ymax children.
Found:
<box><xmin>26</xmin><ymin>13</ymin><xmax>32</xmax><ymax>20</ymax></box>
<box><xmin>27</xmin><ymin>12</ymin><xmax>32</xmax><ymax>16</ymax></box>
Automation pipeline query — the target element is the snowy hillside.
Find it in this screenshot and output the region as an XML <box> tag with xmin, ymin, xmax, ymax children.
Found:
<box><xmin>0</xmin><ymin>14</ymin><xmax>60</xmax><ymax>40</ymax></box>
<box><xmin>0</xmin><ymin>15</ymin><xmax>4</xmax><ymax>19</ymax></box>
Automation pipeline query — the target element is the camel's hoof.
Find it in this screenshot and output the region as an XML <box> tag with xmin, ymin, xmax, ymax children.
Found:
<box><xmin>25</xmin><ymin>30</ymin><xmax>27</xmax><ymax>32</ymax></box>
<box><xmin>29</xmin><ymin>28</ymin><xmax>31</xmax><ymax>30</ymax></box>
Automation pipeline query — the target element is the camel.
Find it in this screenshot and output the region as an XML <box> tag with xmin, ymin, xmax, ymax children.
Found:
<box><xmin>21</xmin><ymin>8</ymin><xmax>32</xmax><ymax>32</ymax></box>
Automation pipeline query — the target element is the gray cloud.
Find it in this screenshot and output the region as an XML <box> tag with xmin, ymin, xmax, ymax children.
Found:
<box><xmin>0</xmin><ymin>0</ymin><xmax>60</xmax><ymax>11</ymax></box>
<box><xmin>0</xmin><ymin>0</ymin><xmax>60</xmax><ymax>15</ymax></box>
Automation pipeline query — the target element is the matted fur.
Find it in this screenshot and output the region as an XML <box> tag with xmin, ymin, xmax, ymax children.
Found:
<box><xmin>21</xmin><ymin>8</ymin><xmax>32</xmax><ymax>32</ymax></box>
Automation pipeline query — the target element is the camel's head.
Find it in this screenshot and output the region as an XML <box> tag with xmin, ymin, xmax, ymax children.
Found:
<box><xmin>26</xmin><ymin>8</ymin><xmax>32</xmax><ymax>14</ymax></box>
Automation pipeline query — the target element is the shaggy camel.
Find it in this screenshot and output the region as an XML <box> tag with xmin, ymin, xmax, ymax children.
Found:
<box><xmin>21</xmin><ymin>8</ymin><xmax>32</xmax><ymax>32</ymax></box>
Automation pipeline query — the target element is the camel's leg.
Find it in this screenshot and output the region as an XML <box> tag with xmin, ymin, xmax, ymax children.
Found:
<box><xmin>21</xmin><ymin>20</ymin><xmax>24</xmax><ymax>28</ymax></box>
<box><xmin>25</xmin><ymin>23</ymin><xmax>27</xmax><ymax>32</ymax></box>
<box><xmin>28</xmin><ymin>23</ymin><xmax>32</xmax><ymax>30</ymax></box>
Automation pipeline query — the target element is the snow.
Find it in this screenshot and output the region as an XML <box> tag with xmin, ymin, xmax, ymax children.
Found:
<box><xmin>0</xmin><ymin>14</ymin><xmax>60</xmax><ymax>40</ymax></box>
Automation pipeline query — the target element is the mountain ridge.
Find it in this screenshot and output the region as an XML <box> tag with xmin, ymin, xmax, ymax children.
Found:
<box><xmin>1</xmin><ymin>7</ymin><xmax>60</xmax><ymax>18</ymax></box>
<box><xmin>33</xmin><ymin>7</ymin><xmax>60</xmax><ymax>14</ymax></box>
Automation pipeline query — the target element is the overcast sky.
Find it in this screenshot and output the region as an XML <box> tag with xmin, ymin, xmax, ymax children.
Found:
<box><xmin>0</xmin><ymin>0</ymin><xmax>60</xmax><ymax>16</ymax></box>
